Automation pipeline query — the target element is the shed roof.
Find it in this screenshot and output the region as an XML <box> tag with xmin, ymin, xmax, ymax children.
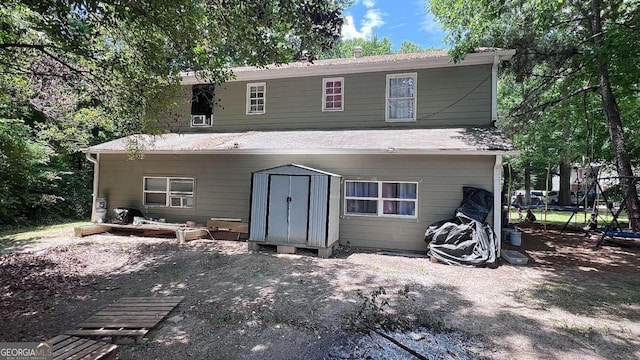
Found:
<box><xmin>87</xmin><ymin>127</ymin><xmax>516</xmax><ymax>155</ymax></box>
<box><xmin>254</xmin><ymin>164</ymin><xmax>341</xmax><ymax>177</ymax></box>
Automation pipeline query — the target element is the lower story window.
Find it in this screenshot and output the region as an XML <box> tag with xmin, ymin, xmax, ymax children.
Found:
<box><xmin>143</xmin><ymin>177</ymin><xmax>194</xmax><ymax>208</ymax></box>
<box><xmin>345</xmin><ymin>181</ymin><xmax>417</xmax><ymax>217</ymax></box>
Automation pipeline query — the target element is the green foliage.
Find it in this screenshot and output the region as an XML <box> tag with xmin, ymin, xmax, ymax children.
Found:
<box><xmin>318</xmin><ymin>36</ymin><xmax>438</xmax><ymax>59</ymax></box>
<box><xmin>0</xmin><ymin>119</ymin><xmax>53</xmax><ymax>224</ymax></box>
<box><xmin>0</xmin><ymin>1</ymin><xmax>348</xmax><ymax>225</ymax></box>
<box><xmin>318</xmin><ymin>35</ymin><xmax>393</xmax><ymax>59</ymax></box>
<box><xmin>397</xmin><ymin>40</ymin><xmax>431</xmax><ymax>54</ymax></box>
<box><xmin>429</xmin><ymin>0</ymin><xmax>640</xmax><ymax>154</ymax></box>
<box><xmin>429</xmin><ymin>0</ymin><xmax>640</xmax><ymax>220</ymax></box>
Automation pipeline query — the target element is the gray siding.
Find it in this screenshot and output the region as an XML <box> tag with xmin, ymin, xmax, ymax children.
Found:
<box><xmin>98</xmin><ymin>153</ymin><xmax>494</xmax><ymax>252</ymax></box>
<box><xmin>156</xmin><ymin>65</ymin><xmax>492</xmax><ymax>132</ymax></box>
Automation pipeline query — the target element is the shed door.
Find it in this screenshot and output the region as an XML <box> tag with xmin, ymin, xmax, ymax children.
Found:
<box><xmin>267</xmin><ymin>175</ymin><xmax>309</xmax><ymax>244</ymax></box>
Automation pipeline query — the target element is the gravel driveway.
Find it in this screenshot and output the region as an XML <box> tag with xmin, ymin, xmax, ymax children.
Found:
<box><xmin>1</xmin><ymin>226</ymin><xmax>638</xmax><ymax>359</ymax></box>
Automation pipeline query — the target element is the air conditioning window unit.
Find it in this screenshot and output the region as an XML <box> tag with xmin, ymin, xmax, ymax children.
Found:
<box><xmin>191</xmin><ymin>115</ymin><xmax>212</xmax><ymax>127</ymax></box>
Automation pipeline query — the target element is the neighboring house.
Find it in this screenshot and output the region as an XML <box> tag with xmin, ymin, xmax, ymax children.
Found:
<box><xmin>85</xmin><ymin>49</ymin><xmax>516</xmax><ymax>253</ymax></box>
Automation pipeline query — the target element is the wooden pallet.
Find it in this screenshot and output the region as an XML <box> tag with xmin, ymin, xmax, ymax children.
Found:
<box><xmin>47</xmin><ymin>334</ymin><xmax>117</xmax><ymax>360</ymax></box>
<box><xmin>66</xmin><ymin>296</ymin><xmax>184</xmax><ymax>344</ymax></box>
<box><xmin>74</xmin><ymin>223</ymin><xmax>210</xmax><ymax>241</ymax></box>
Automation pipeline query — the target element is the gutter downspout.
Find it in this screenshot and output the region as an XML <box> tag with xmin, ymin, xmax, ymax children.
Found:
<box><xmin>491</xmin><ymin>55</ymin><xmax>499</xmax><ymax>122</ymax></box>
<box><xmin>494</xmin><ymin>155</ymin><xmax>503</xmax><ymax>256</ymax></box>
<box><xmin>85</xmin><ymin>152</ymin><xmax>99</xmax><ymax>222</ymax></box>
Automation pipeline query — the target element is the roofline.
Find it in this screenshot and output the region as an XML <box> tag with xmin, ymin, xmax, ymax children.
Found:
<box><xmin>180</xmin><ymin>50</ymin><xmax>516</xmax><ymax>85</ymax></box>
<box><xmin>85</xmin><ymin>149</ymin><xmax>518</xmax><ymax>156</ymax></box>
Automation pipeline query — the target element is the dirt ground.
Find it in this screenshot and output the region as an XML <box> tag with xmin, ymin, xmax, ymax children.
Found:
<box><xmin>1</xmin><ymin>225</ymin><xmax>639</xmax><ymax>359</ymax></box>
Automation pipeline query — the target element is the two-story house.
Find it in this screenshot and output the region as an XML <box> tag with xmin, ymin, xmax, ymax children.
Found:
<box><xmin>85</xmin><ymin>49</ymin><xmax>516</xmax><ymax>254</ymax></box>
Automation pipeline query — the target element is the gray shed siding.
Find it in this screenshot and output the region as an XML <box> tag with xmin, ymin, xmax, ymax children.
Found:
<box><xmin>98</xmin><ymin>153</ymin><xmax>494</xmax><ymax>252</ymax></box>
<box><xmin>308</xmin><ymin>175</ymin><xmax>329</xmax><ymax>247</ymax></box>
<box><xmin>249</xmin><ymin>173</ymin><xmax>268</xmax><ymax>240</ymax></box>
<box><xmin>157</xmin><ymin>64</ymin><xmax>492</xmax><ymax>132</ymax></box>
<box><xmin>248</xmin><ymin>165</ymin><xmax>339</xmax><ymax>248</ymax></box>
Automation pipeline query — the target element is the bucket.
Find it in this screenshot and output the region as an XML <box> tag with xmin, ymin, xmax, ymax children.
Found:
<box><xmin>95</xmin><ymin>209</ymin><xmax>107</xmax><ymax>223</ymax></box>
<box><xmin>176</xmin><ymin>229</ymin><xmax>186</xmax><ymax>244</ymax></box>
<box><xmin>502</xmin><ymin>228</ymin><xmax>514</xmax><ymax>241</ymax></box>
<box><xmin>510</xmin><ymin>231</ymin><xmax>522</xmax><ymax>246</ymax></box>
<box><xmin>94</xmin><ymin>197</ymin><xmax>107</xmax><ymax>223</ymax></box>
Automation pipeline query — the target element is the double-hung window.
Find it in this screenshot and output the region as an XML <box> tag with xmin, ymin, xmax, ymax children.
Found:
<box><xmin>322</xmin><ymin>77</ymin><xmax>344</xmax><ymax>111</ymax></box>
<box><xmin>246</xmin><ymin>82</ymin><xmax>266</xmax><ymax>114</ymax></box>
<box><xmin>344</xmin><ymin>181</ymin><xmax>418</xmax><ymax>218</ymax></box>
<box><xmin>386</xmin><ymin>73</ymin><xmax>417</xmax><ymax>122</ymax></box>
<box><xmin>143</xmin><ymin>177</ymin><xmax>194</xmax><ymax>208</ymax></box>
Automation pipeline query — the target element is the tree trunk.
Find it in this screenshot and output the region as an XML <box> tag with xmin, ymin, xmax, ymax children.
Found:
<box><xmin>590</xmin><ymin>0</ymin><xmax>640</xmax><ymax>231</ymax></box>
<box><xmin>502</xmin><ymin>163</ymin><xmax>510</xmax><ymax>205</ymax></box>
<box><xmin>559</xmin><ymin>160</ymin><xmax>572</xmax><ymax>205</ymax></box>
<box><xmin>524</xmin><ymin>163</ymin><xmax>531</xmax><ymax>206</ymax></box>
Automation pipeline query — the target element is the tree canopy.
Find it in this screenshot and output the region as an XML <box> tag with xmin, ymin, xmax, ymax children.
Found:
<box><xmin>429</xmin><ymin>0</ymin><xmax>640</xmax><ymax>229</ymax></box>
<box><xmin>0</xmin><ymin>0</ymin><xmax>347</xmax><ymax>225</ymax></box>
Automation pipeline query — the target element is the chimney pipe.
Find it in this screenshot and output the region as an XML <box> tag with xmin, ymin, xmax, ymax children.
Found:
<box><xmin>353</xmin><ymin>46</ymin><xmax>362</xmax><ymax>58</ymax></box>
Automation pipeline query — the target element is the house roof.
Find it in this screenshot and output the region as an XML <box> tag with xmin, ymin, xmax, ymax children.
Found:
<box><xmin>86</xmin><ymin>127</ymin><xmax>516</xmax><ymax>156</ymax></box>
<box><xmin>181</xmin><ymin>49</ymin><xmax>516</xmax><ymax>84</ymax></box>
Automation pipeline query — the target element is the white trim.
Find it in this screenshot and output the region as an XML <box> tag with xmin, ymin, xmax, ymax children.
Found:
<box><xmin>143</xmin><ymin>176</ymin><xmax>195</xmax><ymax>208</ymax></box>
<box><xmin>385</xmin><ymin>73</ymin><xmax>417</xmax><ymax>122</ymax></box>
<box><xmin>246</xmin><ymin>82</ymin><xmax>266</xmax><ymax>115</ymax></box>
<box><xmin>344</xmin><ymin>180</ymin><xmax>418</xmax><ymax>219</ymax></box>
<box><xmin>86</xmin><ymin>153</ymin><xmax>99</xmax><ymax>222</ymax></box>
<box><xmin>491</xmin><ymin>55</ymin><xmax>498</xmax><ymax>122</ymax></box>
<box><xmin>493</xmin><ymin>155</ymin><xmax>503</xmax><ymax>254</ymax></box>
<box><xmin>180</xmin><ymin>50</ymin><xmax>516</xmax><ymax>84</ymax></box>
<box><xmin>322</xmin><ymin>77</ymin><xmax>344</xmax><ymax>112</ymax></box>
<box><xmin>190</xmin><ymin>115</ymin><xmax>212</xmax><ymax>127</ymax></box>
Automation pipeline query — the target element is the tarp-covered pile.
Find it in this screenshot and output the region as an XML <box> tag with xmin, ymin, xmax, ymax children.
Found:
<box><xmin>425</xmin><ymin>187</ymin><xmax>498</xmax><ymax>266</ymax></box>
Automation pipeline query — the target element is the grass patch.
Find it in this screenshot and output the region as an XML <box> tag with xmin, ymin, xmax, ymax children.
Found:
<box><xmin>0</xmin><ymin>221</ymin><xmax>89</xmax><ymax>243</ymax></box>
<box><xmin>506</xmin><ymin>209</ymin><xmax>628</xmax><ymax>226</ymax></box>
<box><xmin>559</xmin><ymin>323</ymin><xmax>605</xmax><ymax>339</ymax></box>
<box><xmin>514</xmin><ymin>278</ymin><xmax>640</xmax><ymax>320</ymax></box>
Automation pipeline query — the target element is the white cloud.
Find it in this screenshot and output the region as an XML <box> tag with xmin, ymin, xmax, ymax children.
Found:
<box><xmin>342</xmin><ymin>15</ymin><xmax>365</xmax><ymax>39</ymax></box>
<box><xmin>420</xmin><ymin>11</ymin><xmax>443</xmax><ymax>34</ymax></box>
<box><xmin>362</xmin><ymin>0</ymin><xmax>376</xmax><ymax>8</ymax></box>
<box><xmin>341</xmin><ymin>8</ymin><xmax>385</xmax><ymax>39</ymax></box>
<box><xmin>361</xmin><ymin>9</ymin><xmax>384</xmax><ymax>35</ymax></box>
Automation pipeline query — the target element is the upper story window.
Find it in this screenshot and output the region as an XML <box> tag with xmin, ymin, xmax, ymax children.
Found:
<box><xmin>246</xmin><ymin>82</ymin><xmax>266</xmax><ymax>115</ymax></box>
<box><xmin>344</xmin><ymin>180</ymin><xmax>418</xmax><ymax>218</ymax></box>
<box><xmin>386</xmin><ymin>73</ymin><xmax>417</xmax><ymax>122</ymax></box>
<box><xmin>143</xmin><ymin>177</ymin><xmax>194</xmax><ymax>208</ymax></box>
<box><xmin>322</xmin><ymin>77</ymin><xmax>344</xmax><ymax>111</ymax></box>
<box><xmin>191</xmin><ymin>84</ymin><xmax>214</xmax><ymax>127</ymax></box>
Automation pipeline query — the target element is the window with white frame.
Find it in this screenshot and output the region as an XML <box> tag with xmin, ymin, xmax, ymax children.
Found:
<box><xmin>246</xmin><ymin>82</ymin><xmax>266</xmax><ymax>114</ymax></box>
<box><xmin>344</xmin><ymin>181</ymin><xmax>418</xmax><ymax>217</ymax></box>
<box><xmin>322</xmin><ymin>77</ymin><xmax>344</xmax><ymax>111</ymax></box>
<box><xmin>386</xmin><ymin>73</ymin><xmax>417</xmax><ymax>122</ymax></box>
<box><xmin>143</xmin><ymin>177</ymin><xmax>194</xmax><ymax>208</ymax></box>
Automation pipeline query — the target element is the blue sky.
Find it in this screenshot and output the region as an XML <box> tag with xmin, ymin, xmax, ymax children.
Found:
<box><xmin>341</xmin><ymin>0</ymin><xmax>447</xmax><ymax>50</ymax></box>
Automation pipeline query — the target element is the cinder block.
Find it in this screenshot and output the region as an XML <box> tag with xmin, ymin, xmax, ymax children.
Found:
<box><xmin>317</xmin><ymin>247</ymin><xmax>332</xmax><ymax>259</ymax></box>
<box><xmin>277</xmin><ymin>245</ymin><xmax>297</xmax><ymax>254</ymax></box>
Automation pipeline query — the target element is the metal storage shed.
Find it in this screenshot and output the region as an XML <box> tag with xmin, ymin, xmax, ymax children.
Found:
<box><xmin>249</xmin><ymin>164</ymin><xmax>341</xmax><ymax>258</ymax></box>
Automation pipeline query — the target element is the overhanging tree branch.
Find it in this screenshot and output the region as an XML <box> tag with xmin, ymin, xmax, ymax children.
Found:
<box><xmin>511</xmin><ymin>85</ymin><xmax>599</xmax><ymax>118</ymax></box>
